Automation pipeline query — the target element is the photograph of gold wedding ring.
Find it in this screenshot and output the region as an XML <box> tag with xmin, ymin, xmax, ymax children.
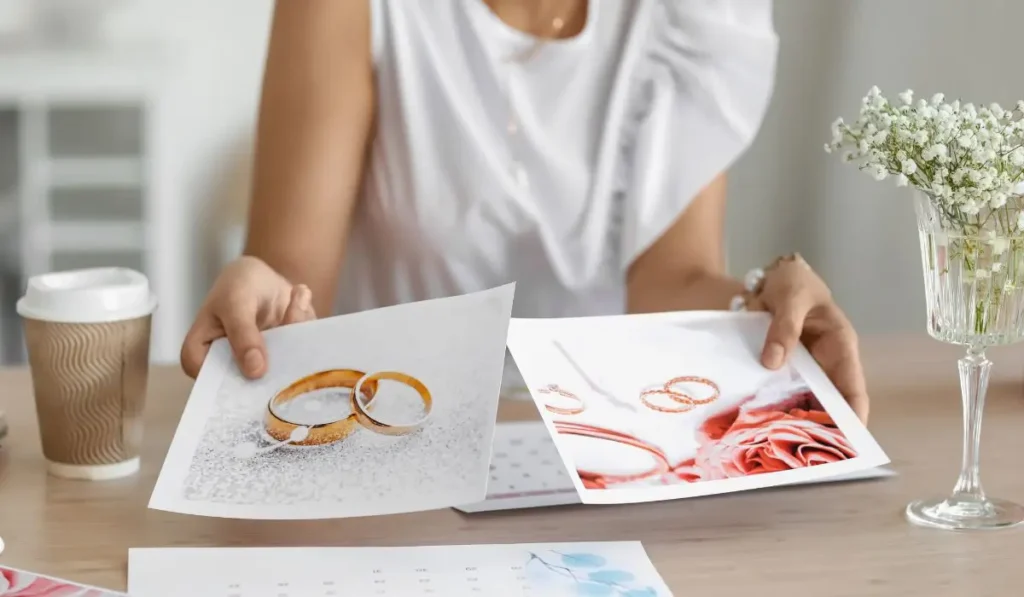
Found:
<box><xmin>352</xmin><ymin>371</ymin><xmax>434</xmax><ymax>436</ymax></box>
<box><xmin>262</xmin><ymin>368</ymin><xmax>432</xmax><ymax>447</ymax></box>
<box><xmin>639</xmin><ymin>387</ymin><xmax>695</xmax><ymax>413</ymax></box>
<box><xmin>663</xmin><ymin>376</ymin><xmax>720</xmax><ymax>405</ymax></box>
<box><xmin>264</xmin><ymin>369</ymin><xmax>380</xmax><ymax>446</ymax></box>
<box><xmin>536</xmin><ymin>383</ymin><xmax>586</xmax><ymax>415</ymax></box>
<box><xmin>639</xmin><ymin>375</ymin><xmax>720</xmax><ymax>413</ymax></box>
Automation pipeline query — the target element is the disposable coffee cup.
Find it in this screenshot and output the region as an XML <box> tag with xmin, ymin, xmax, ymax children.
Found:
<box><xmin>17</xmin><ymin>268</ymin><xmax>157</xmax><ymax>481</ymax></box>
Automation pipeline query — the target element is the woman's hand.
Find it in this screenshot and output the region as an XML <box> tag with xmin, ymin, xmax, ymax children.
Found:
<box><xmin>745</xmin><ymin>255</ymin><xmax>869</xmax><ymax>424</ymax></box>
<box><xmin>180</xmin><ymin>256</ymin><xmax>317</xmax><ymax>380</ymax></box>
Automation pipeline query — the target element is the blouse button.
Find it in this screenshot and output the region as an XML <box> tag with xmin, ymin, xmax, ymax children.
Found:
<box><xmin>507</xmin><ymin>119</ymin><xmax>518</xmax><ymax>136</ymax></box>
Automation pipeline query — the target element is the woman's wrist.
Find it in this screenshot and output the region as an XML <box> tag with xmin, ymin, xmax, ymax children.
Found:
<box><xmin>626</xmin><ymin>270</ymin><xmax>744</xmax><ymax>313</ymax></box>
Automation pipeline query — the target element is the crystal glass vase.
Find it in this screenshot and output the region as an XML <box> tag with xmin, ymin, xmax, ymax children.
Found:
<box><xmin>906</xmin><ymin>191</ymin><xmax>1024</xmax><ymax>530</ymax></box>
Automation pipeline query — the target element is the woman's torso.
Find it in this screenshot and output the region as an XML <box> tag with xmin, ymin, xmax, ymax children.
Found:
<box><xmin>339</xmin><ymin>0</ymin><xmax>647</xmax><ymax>319</ymax></box>
<box><xmin>335</xmin><ymin>0</ymin><xmax>778</xmax><ymax>388</ymax></box>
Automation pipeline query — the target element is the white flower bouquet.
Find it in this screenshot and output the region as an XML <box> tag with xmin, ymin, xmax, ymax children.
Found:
<box><xmin>826</xmin><ymin>87</ymin><xmax>1024</xmax><ymax>340</ymax></box>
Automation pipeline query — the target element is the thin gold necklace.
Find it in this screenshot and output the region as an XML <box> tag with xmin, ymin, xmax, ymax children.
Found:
<box><xmin>510</xmin><ymin>15</ymin><xmax>565</xmax><ymax>63</ymax></box>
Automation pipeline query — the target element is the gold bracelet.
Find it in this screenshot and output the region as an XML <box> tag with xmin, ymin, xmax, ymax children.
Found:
<box><xmin>554</xmin><ymin>421</ymin><xmax>671</xmax><ymax>486</ymax></box>
<box><xmin>352</xmin><ymin>371</ymin><xmax>433</xmax><ymax>436</ymax></box>
<box><xmin>264</xmin><ymin>369</ymin><xmax>379</xmax><ymax>446</ymax></box>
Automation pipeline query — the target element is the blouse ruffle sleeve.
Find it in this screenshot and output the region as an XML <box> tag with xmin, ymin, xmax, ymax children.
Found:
<box><xmin>617</xmin><ymin>0</ymin><xmax>779</xmax><ymax>269</ymax></box>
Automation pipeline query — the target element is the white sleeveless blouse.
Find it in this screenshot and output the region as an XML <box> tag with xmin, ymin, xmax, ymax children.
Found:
<box><xmin>338</xmin><ymin>0</ymin><xmax>777</xmax><ymax>386</ymax></box>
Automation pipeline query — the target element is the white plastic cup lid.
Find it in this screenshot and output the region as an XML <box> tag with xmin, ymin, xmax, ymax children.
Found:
<box><xmin>16</xmin><ymin>267</ymin><xmax>158</xmax><ymax>324</ymax></box>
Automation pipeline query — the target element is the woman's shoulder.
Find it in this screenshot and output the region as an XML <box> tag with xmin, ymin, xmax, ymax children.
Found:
<box><xmin>643</xmin><ymin>0</ymin><xmax>778</xmax><ymax>63</ymax></box>
<box><xmin>612</xmin><ymin>1</ymin><xmax>780</xmax><ymax>268</ymax></box>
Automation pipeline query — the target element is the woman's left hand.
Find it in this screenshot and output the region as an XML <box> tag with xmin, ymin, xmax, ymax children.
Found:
<box><xmin>743</xmin><ymin>254</ymin><xmax>869</xmax><ymax>424</ymax></box>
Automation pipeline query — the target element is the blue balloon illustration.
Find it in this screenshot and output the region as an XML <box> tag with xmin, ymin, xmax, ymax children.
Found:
<box><xmin>587</xmin><ymin>569</ymin><xmax>636</xmax><ymax>584</ymax></box>
<box><xmin>560</xmin><ymin>552</ymin><xmax>607</xmax><ymax>568</ymax></box>
<box><xmin>575</xmin><ymin>581</ymin><xmax>615</xmax><ymax>596</ymax></box>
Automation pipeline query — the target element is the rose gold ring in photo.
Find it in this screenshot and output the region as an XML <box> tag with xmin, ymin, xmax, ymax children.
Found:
<box><xmin>663</xmin><ymin>376</ymin><xmax>720</xmax><ymax>405</ymax></box>
<box><xmin>264</xmin><ymin>369</ymin><xmax>380</xmax><ymax>446</ymax></box>
<box><xmin>553</xmin><ymin>421</ymin><xmax>670</xmax><ymax>486</ymax></box>
<box><xmin>352</xmin><ymin>371</ymin><xmax>433</xmax><ymax>436</ymax></box>
<box><xmin>639</xmin><ymin>387</ymin><xmax>695</xmax><ymax>413</ymax></box>
<box><xmin>536</xmin><ymin>383</ymin><xmax>586</xmax><ymax>415</ymax></box>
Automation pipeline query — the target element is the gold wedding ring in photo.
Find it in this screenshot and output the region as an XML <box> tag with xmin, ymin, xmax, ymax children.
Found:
<box><xmin>536</xmin><ymin>383</ymin><xmax>586</xmax><ymax>415</ymax></box>
<box><xmin>264</xmin><ymin>369</ymin><xmax>380</xmax><ymax>446</ymax></box>
<box><xmin>664</xmin><ymin>376</ymin><xmax>720</xmax><ymax>405</ymax></box>
<box><xmin>639</xmin><ymin>376</ymin><xmax>720</xmax><ymax>413</ymax></box>
<box><xmin>352</xmin><ymin>371</ymin><xmax>433</xmax><ymax>436</ymax></box>
<box><xmin>639</xmin><ymin>387</ymin><xmax>694</xmax><ymax>413</ymax></box>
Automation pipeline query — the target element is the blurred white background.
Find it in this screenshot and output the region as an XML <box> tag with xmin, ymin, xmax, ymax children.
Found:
<box><xmin>1</xmin><ymin>0</ymin><xmax>1022</xmax><ymax>364</ymax></box>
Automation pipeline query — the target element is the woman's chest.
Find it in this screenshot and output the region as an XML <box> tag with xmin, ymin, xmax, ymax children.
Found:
<box><xmin>363</xmin><ymin>1</ymin><xmax>637</xmax><ymax>254</ymax></box>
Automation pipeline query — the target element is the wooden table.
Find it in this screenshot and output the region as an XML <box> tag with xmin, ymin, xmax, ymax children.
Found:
<box><xmin>1</xmin><ymin>335</ymin><xmax>1024</xmax><ymax>596</ymax></box>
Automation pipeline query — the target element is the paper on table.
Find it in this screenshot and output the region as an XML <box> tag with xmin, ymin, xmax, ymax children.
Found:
<box><xmin>457</xmin><ymin>421</ymin><xmax>895</xmax><ymax>513</ymax></box>
<box><xmin>506</xmin><ymin>311</ymin><xmax>891</xmax><ymax>505</ymax></box>
<box><xmin>128</xmin><ymin>543</ymin><xmax>673</xmax><ymax>597</ymax></box>
<box><xmin>456</xmin><ymin>421</ymin><xmax>579</xmax><ymax>513</ymax></box>
<box><xmin>0</xmin><ymin>564</ymin><xmax>126</xmax><ymax>596</ymax></box>
<box><xmin>149</xmin><ymin>284</ymin><xmax>515</xmax><ymax>519</ymax></box>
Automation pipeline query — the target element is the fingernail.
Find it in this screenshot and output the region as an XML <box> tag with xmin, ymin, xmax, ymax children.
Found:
<box><xmin>243</xmin><ymin>348</ymin><xmax>264</xmax><ymax>376</ymax></box>
<box><xmin>762</xmin><ymin>342</ymin><xmax>785</xmax><ymax>369</ymax></box>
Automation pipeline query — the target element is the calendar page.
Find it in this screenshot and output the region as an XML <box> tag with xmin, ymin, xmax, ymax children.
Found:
<box><xmin>457</xmin><ymin>422</ymin><xmax>895</xmax><ymax>513</ymax></box>
<box><xmin>149</xmin><ymin>285</ymin><xmax>515</xmax><ymax>519</ymax></box>
<box><xmin>128</xmin><ymin>543</ymin><xmax>672</xmax><ymax>597</ymax></box>
<box><xmin>506</xmin><ymin>312</ymin><xmax>891</xmax><ymax>506</ymax></box>
<box><xmin>456</xmin><ymin>422</ymin><xmax>578</xmax><ymax>513</ymax></box>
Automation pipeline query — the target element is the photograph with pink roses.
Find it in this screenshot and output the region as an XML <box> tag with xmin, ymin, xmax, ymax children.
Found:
<box><xmin>506</xmin><ymin>312</ymin><xmax>890</xmax><ymax>505</ymax></box>
<box><xmin>0</xmin><ymin>565</ymin><xmax>125</xmax><ymax>597</ymax></box>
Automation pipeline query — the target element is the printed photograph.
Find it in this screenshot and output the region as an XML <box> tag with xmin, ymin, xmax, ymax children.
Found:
<box><xmin>507</xmin><ymin>312</ymin><xmax>889</xmax><ymax>503</ymax></box>
<box><xmin>1</xmin><ymin>565</ymin><xmax>124</xmax><ymax>597</ymax></box>
<box><xmin>150</xmin><ymin>285</ymin><xmax>515</xmax><ymax>519</ymax></box>
<box><xmin>544</xmin><ymin>368</ymin><xmax>857</xmax><ymax>489</ymax></box>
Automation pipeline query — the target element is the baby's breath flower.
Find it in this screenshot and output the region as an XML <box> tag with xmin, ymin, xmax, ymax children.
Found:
<box><xmin>826</xmin><ymin>87</ymin><xmax>1024</xmax><ymax>243</ymax></box>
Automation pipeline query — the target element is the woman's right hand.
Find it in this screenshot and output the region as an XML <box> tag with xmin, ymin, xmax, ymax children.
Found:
<box><xmin>180</xmin><ymin>256</ymin><xmax>317</xmax><ymax>380</ymax></box>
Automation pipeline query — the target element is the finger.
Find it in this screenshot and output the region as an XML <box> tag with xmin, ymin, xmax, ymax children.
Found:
<box><xmin>826</xmin><ymin>326</ymin><xmax>871</xmax><ymax>424</ymax></box>
<box><xmin>218</xmin><ymin>296</ymin><xmax>268</xmax><ymax>379</ymax></box>
<box><xmin>834</xmin><ymin>361</ymin><xmax>870</xmax><ymax>424</ymax></box>
<box><xmin>762</xmin><ymin>291</ymin><xmax>815</xmax><ymax>370</ymax></box>
<box><xmin>180</xmin><ymin>313</ymin><xmax>218</xmax><ymax>379</ymax></box>
<box><xmin>744</xmin><ymin>294</ymin><xmax>767</xmax><ymax>312</ymax></box>
<box><xmin>847</xmin><ymin>391</ymin><xmax>870</xmax><ymax>425</ymax></box>
<box><xmin>281</xmin><ymin>284</ymin><xmax>316</xmax><ymax>325</ymax></box>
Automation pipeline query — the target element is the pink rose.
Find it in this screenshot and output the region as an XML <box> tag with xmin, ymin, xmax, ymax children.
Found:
<box><xmin>694</xmin><ymin>391</ymin><xmax>858</xmax><ymax>480</ymax></box>
<box><xmin>0</xmin><ymin>569</ymin><xmax>107</xmax><ymax>597</ymax></box>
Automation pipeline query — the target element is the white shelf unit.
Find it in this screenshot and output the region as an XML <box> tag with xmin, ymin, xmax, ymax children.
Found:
<box><xmin>0</xmin><ymin>47</ymin><xmax>183</xmax><ymax>364</ymax></box>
